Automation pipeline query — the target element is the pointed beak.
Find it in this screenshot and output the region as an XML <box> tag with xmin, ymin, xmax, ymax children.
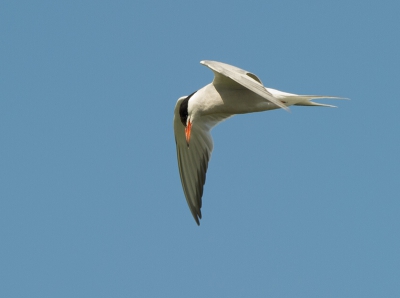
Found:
<box><xmin>185</xmin><ymin>120</ymin><xmax>192</xmax><ymax>147</ymax></box>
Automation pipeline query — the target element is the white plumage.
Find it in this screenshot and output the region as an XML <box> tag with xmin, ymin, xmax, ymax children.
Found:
<box><xmin>174</xmin><ymin>60</ymin><xmax>344</xmax><ymax>225</ymax></box>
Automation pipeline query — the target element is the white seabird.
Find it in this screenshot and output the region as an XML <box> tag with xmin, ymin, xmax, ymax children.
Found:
<box><xmin>174</xmin><ymin>60</ymin><xmax>344</xmax><ymax>225</ymax></box>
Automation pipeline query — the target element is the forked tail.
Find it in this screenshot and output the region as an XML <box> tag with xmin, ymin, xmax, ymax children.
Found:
<box><xmin>289</xmin><ymin>95</ymin><xmax>348</xmax><ymax>108</ymax></box>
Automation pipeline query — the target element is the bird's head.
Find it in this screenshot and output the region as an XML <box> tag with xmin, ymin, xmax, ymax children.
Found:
<box><xmin>179</xmin><ymin>91</ymin><xmax>197</xmax><ymax>146</ymax></box>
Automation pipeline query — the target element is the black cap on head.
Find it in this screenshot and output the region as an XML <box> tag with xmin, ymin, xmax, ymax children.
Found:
<box><xmin>179</xmin><ymin>91</ymin><xmax>196</xmax><ymax>127</ymax></box>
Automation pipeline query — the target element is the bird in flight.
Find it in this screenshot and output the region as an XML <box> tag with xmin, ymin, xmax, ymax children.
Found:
<box><xmin>173</xmin><ymin>60</ymin><xmax>344</xmax><ymax>225</ymax></box>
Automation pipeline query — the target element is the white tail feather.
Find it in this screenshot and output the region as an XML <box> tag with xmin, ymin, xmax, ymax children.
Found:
<box><xmin>286</xmin><ymin>95</ymin><xmax>348</xmax><ymax>108</ymax></box>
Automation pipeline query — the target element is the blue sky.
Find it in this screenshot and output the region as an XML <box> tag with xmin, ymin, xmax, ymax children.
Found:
<box><xmin>1</xmin><ymin>1</ymin><xmax>399</xmax><ymax>297</ymax></box>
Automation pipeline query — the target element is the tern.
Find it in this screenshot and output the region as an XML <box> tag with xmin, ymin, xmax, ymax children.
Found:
<box><xmin>174</xmin><ymin>60</ymin><xmax>344</xmax><ymax>225</ymax></box>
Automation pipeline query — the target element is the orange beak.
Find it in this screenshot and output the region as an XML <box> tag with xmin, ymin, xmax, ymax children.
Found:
<box><xmin>185</xmin><ymin>120</ymin><xmax>192</xmax><ymax>147</ymax></box>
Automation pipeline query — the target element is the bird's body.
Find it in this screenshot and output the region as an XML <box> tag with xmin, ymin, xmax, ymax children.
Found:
<box><xmin>174</xmin><ymin>60</ymin><xmax>344</xmax><ymax>225</ymax></box>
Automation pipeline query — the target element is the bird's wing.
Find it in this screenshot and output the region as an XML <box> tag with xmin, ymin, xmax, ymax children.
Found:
<box><xmin>173</xmin><ymin>112</ymin><xmax>215</xmax><ymax>225</ymax></box>
<box><xmin>201</xmin><ymin>60</ymin><xmax>289</xmax><ymax>111</ymax></box>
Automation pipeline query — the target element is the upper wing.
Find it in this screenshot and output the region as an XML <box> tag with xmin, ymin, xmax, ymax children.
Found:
<box><xmin>174</xmin><ymin>110</ymin><xmax>213</xmax><ymax>225</ymax></box>
<box><xmin>201</xmin><ymin>60</ymin><xmax>289</xmax><ymax>111</ymax></box>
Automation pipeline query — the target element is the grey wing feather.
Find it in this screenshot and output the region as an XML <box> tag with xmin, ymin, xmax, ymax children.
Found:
<box><xmin>174</xmin><ymin>115</ymin><xmax>213</xmax><ymax>225</ymax></box>
<box><xmin>201</xmin><ymin>60</ymin><xmax>289</xmax><ymax>111</ymax></box>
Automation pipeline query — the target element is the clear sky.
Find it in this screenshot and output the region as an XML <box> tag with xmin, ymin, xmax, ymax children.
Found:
<box><xmin>1</xmin><ymin>1</ymin><xmax>399</xmax><ymax>297</ymax></box>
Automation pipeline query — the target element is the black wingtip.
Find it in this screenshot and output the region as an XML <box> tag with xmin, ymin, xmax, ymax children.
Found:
<box><xmin>194</xmin><ymin>216</ymin><xmax>200</xmax><ymax>226</ymax></box>
<box><xmin>194</xmin><ymin>213</ymin><xmax>201</xmax><ymax>226</ymax></box>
